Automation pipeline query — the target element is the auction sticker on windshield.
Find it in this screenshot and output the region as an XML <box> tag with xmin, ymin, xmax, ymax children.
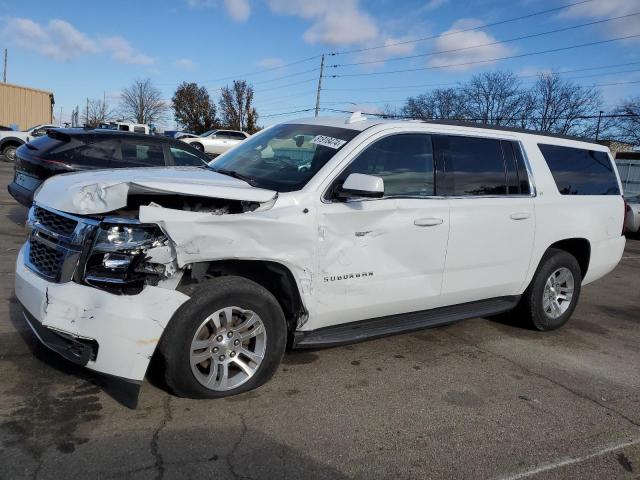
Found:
<box><xmin>311</xmin><ymin>135</ymin><xmax>347</xmax><ymax>149</ymax></box>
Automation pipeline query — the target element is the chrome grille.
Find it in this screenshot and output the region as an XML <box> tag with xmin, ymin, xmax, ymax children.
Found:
<box><xmin>25</xmin><ymin>204</ymin><xmax>99</xmax><ymax>283</ymax></box>
<box><xmin>33</xmin><ymin>206</ymin><xmax>78</xmax><ymax>237</ymax></box>
<box><xmin>28</xmin><ymin>240</ymin><xmax>64</xmax><ymax>279</ymax></box>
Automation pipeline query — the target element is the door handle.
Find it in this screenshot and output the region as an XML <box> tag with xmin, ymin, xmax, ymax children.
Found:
<box><xmin>414</xmin><ymin>217</ymin><xmax>444</xmax><ymax>227</ymax></box>
<box><xmin>510</xmin><ymin>212</ymin><xmax>531</xmax><ymax>220</ymax></box>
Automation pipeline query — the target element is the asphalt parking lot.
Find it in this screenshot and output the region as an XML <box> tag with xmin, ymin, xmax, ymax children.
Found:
<box><xmin>0</xmin><ymin>162</ymin><xmax>638</xmax><ymax>480</ymax></box>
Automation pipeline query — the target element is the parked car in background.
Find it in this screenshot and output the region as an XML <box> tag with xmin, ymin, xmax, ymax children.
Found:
<box><xmin>625</xmin><ymin>195</ymin><xmax>640</xmax><ymax>234</ymax></box>
<box><xmin>180</xmin><ymin>129</ymin><xmax>249</xmax><ymax>155</ymax></box>
<box><xmin>98</xmin><ymin>121</ymin><xmax>152</xmax><ymax>134</ymax></box>
<box><xmin>0</xmin><ymin>124</ymin><xmax>59</xmax><ymax>162</ymax></box>
<box><xmin>8</xmin><ymin>128</ymin><xmax>210</xmax><ymax>207</ymax></box>
<box><xmin>14</xmin><ymin>114</ymin><xmax>626</xmax><ymax>404</ymax></box>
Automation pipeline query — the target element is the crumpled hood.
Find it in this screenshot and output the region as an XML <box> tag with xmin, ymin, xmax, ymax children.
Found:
<box><xmin>34</xmin><ymin>166</ymin><xmax>277</xmax><ymax>215</ymax></box>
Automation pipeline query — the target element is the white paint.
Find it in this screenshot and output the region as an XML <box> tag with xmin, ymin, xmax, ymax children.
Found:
<box><xmin>14</xmin><ymin>247</ymin><xmax>190</xmax><ymax>381</ymax></box>
<box><xmin>34</xmin><ymin>166</ymin><xmax>277</xmax><ymax>214</ymax></box>
<box><xmin>496</xmin><ymin>437</ymin><xmax>640</xmax><ymax>480</ymax></box>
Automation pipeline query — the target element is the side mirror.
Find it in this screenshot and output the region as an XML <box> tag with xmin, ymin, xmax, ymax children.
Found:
<box><xmin>337</xmin><ymin>173</ymin><xmax>384</xmax><ymax>199</ymax></box>
<box><xmin>294</xmin><ymin>135</ymin><xmax>305</xmax><ymax>147</ymax></box>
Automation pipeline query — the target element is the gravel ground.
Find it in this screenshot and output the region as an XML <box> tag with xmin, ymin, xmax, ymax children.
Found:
<box><xmin>0</xmin><ymin>161</ymin><xmax>638</xmax><ymax>479</ymax></box>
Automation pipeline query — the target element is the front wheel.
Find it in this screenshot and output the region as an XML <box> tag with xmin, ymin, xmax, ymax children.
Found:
<box><xmin>518</xmin><ymin>249</ymin><xmax>582</xmax><ymax>331</ymax></box>
<box><xmin>192</xmin><ymin>142</ymin><xmax>204</xmax><ymax>152</ymax></box>
<box><xmin>157</xmin><ymin>276</ymin><xmax>287</xmax><ymax>398</ymax></box>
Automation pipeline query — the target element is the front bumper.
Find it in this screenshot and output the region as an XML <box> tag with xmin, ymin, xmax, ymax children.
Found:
<box><xmin>15</xmin><ymin>245</ymin><xmax>190</xmax><ymax>382</ymax></box>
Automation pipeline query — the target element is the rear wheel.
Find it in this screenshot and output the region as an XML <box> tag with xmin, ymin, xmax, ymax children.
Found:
<box><xmin>519</xmin><ymin>249</ymin><xmax>582</xmax><ymax>331</ymax></box>
<box><xmin>192</xmin><ymin>142</ymin><xmax>204</xmax><ymax>152</ymax></box>
<box><xmin>158</xmin><ymin>276</ymin><xmax>287</xmax><ymax>398</ymax></box>
<box><xmin>2</xmin><ymin>144</ymin><xmax>18</xmax><ymax>162</ymax></box>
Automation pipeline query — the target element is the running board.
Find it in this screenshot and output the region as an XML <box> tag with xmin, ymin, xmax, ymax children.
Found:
<box><xmin>293</xmin><ymin>296</ymin><xmax>520</xmax><ymax>349</ymax></box>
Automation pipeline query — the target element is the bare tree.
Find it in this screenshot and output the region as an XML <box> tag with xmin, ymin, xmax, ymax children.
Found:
<box><xmin>119</xmin><ymin>78</ymin><xmax>167</xmax><ymax>124</ymax></box>
<box><xmin>459</xmin><ymin>71</ymin><xmax>528</xmax><ymax>126</ymax></box>
<box><xmin>172</xmin><ymin>82</ymin><xmax>219</xmax><ymax>134</ymax></box>
<box><xmin>611</xmin><ymin>96</ymin><xmax>640</xmax><ymax>146</ymax></box>
<box><xmin>528</xmin><ymin>73</ymin><xmax>603</xmax><ymax>137</ymax></box>
<box><xmin>218</xmin><ymin>80</ymin><xmax>258</xmax><ymax>132</ymax></box>
<box><xmin>83</xmin><ymin>96</ymin><xmax>114</xmax><ymax>128</ymax></box>
<box><xmin>402</xmin><ymin>88</ymin><xmax>463</xmax><ymax>120</ymax></box>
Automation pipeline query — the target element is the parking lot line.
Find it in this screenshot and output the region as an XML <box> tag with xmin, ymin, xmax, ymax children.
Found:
<box><xmin>496</xmin><ymin>437</ymin><xmax>640</xmax><ymax>480</ymax></box>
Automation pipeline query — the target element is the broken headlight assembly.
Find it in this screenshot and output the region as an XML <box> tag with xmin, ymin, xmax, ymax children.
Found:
<box><xmin>83</xmin><ymin>222</ymin><xmax>167</xmax><ymax>294</ymax></box>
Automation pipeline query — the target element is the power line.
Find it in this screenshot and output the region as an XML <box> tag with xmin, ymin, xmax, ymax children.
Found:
<box><xmin>320</xmin><ymin>65</ymin><xmax>640</xmax><ymax>93</ymax></box>
<box><xmin>260</xmin><ymin>108</ymin><xmax>316</xmax><ymax>118</ymax></box>
<box><xmin>328</xmin><ymin>0</ymin><xmax>595</xmax><ymax>56</ymax></box>
<box><xmin>254</xmin><ymin>77</ymin><xmax>318</xmax><ymax>93</ymax></box>
<box><xmin>200</xmin><ymin>54</ymin><xmax>322</xmax><ymax>83</ymax></box>
<box><xmin>322</xmin><ymin>80</ymin><xmax>640</xmax><ymax>107</ymax></box>
<box><xmin>330</xmin><ymin>12</ymin><xmax>640</xmax><ymax>68</ymax></box>
<box><xmin>330</xmin><ymin>33</ymin><xmax>640</xmax><ymax>78</ymax></box>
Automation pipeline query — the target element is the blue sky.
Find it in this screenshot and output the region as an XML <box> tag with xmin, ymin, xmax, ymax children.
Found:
<box><xmin>1</xmin><ymin>0</ymin><xmax>639</xmax><ymax>129</ymax></box>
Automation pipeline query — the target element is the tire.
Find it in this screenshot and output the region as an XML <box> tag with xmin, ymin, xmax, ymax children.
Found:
<box><xmin>192</xmin><ymin>142</ymin><xmax>204</xmax><ymax>152</ymax></box>
<box><xmin>2</xmin><ymin>144</ymin><xmax>18</xmax><ymax>162</ymax></box>
<box><xmin>519</xmin><ymin>248</ymin><xmax>582</xmax><ymax>331</ymax></box>
<box><xmin>157</xmin><ymin>276</ymin><xmax>287</xmax><ymax>398</ymax></box>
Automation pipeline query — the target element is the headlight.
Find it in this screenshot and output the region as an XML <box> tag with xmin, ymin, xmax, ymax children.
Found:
<box><xmin>94</xmin><ymin>224</ymin><xmax>160</xmax><ymax>251</ymax></box>
<box><xmin>84</xmin><ymin>222</ymin><xmax>166</xmax><ymax>294</ymax></box>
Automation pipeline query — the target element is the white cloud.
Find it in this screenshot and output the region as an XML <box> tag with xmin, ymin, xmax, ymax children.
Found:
<box><xmin>101</xmin><ymin>36</ymin><xmax>154</xmax><ymax>65</ymax></box>
<box><xmin>422</xmin><ymin>0</ymin><xmax>448</xmax><ymax>12</ymax></box>
<box><xmin>428</xmin><ymin>19</ymin><xmax>514</xmax><ymax>71</ymax></box>
<box><xmin>223</xmin><ymin>0</ymin><xmax>250</xmax><ymax>21</ymax></box>
<box><xmin>267</xmin><ymin>0</ymin><xmax>378</xmax><ymax>45</ymax></box>
<box><xmin>185</xmin><ymin>0</ymin><xmax>251</xmax><ymax>22</ymax></box>
<box><xmin>558</xmin><ymin>0</ymin><xmax>639</xmax><ymax>40</ymax></box>
<box><xmin>257</xmin><ymin>57</ymin><xmax>286</xmax><ymax>69</ymax></box>
<box><xmin>0</xmin><ymin>17</ymin><xmax>154</xmax><ymax>65</ymax></box>
<box><xmin>1</xmin><ymin>18</ymin><xmax>98</xmax><ymax>61</ymax></box>
<box><xmin>175</xmin><ymin>57</ymin><xmax>196</xmax><ymax>70</ymax></box>
<box><xmin>356</xmin><ymin>35</ymin><xmax>416</xmax><ymax>66</ymax></box>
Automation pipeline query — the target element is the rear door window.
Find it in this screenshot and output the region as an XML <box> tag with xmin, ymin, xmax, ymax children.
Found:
<box><xmin>75</xmin><ymin>140</ymin><xmax>121</xmax><ymax>168</ymax></box>
<box><xmin>538</xmin><ymin>144</ymin><xmax>620</xmax><ymax>195</ymax></box>
<box><xmin>438</xmin><ymin>135</ymin><xmax>507</xmax><ymax>196</ymax></box>
<box><xmin>120</xmin><ymin>141</ymin><xmax>166</xmax><ymax>166</ymax></box>
<box><xmin>170</xmin><ymin>146</ymin><xmax>207</xmax><ymax>166</ymax></box>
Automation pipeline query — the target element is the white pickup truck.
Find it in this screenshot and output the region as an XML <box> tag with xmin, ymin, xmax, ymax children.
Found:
<box><xmin>14</xmin><ymin>113</ymin><xmax>625</xmax><ymax>405</ymax></box>
<box><xmin>0</xmin><ymin>124</ymin><xmax>58</xmax><ymax>161</ymax></box>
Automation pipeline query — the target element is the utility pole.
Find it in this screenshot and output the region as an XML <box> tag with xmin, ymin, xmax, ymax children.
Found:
<box><xmin>595</xmin><ymin>110</ymin><xmax>604</xmax><ymax>141</ymax></box>
<box><xmin>59</xmin><ymin>107</ymin><xmax>63</xmax><ymax>126</ymax></box>
<box><xmin>86</xmin><ymin>97</ymin><xmax>89</xmax><ymax>127</ymax></box>
<box><xmin>314</xmin><ymin>54</ymin><xmax>325</xmax><ymax>117</ymax></box>
<box><xmin>3</xmin><ymin>49</ymin><xmax>7</xmax><ymax>83</ymax></box>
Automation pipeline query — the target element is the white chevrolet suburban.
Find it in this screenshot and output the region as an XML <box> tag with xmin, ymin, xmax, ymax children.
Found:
<box><xmin>14</xmin><ymin>113</ymin><xmax>626</xmax><ymax>405</ymax></box>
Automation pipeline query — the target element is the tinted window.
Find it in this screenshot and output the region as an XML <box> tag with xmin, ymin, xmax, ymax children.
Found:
<box><xmin>501</xmin><ymin>141</ymin><xmax>520</xmax><ymax>195</ymax></box>
<box><xmin>335</xmin><ymin>134</ymin><xmax>434</xmax><ymax>197</ymax></box>
<box><xmin>170</xmin><ymin>146</ymin><xmax>206</xmax><ymax>166</ymax></box>
<box><xmin>229</xmin><ymin>132</ymin><xmax>246</xmax><ymax>140</ymax></box>
<box><xmin>513</xmin><ymin>142</ymin><xmax>531</xmax><ymax>195</ymax></box>
<box><xmin>538</xmin><ymin>144</ymin><xmax>620</xmax><ymax>195</ymax></box>
<box><xmin>76</xmin><ymin>140</ymin><xmax>120</xmax><ymax>167</ymax></box>
<box><xmin>215</xmin><ymin>131</ymin><xmax>233</xmax><ymax>139</ymax></box>
<box><xmin>121</xmin><ymin>141</ymin><xmax>165</xmax><ymax>166</ymax></box>
<box><xmin>133</xmin><ymin>126</ymin><xmax>146</xmax><ymax>133</ymax></box>
<box><xmin>443</xmin><ymin>135</ymin><xmax>507</xmax><ymax>196</ymax></box>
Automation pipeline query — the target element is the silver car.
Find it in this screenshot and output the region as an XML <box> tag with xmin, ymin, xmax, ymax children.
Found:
<box><xmin>180</xmin><ymin>129</ymin><xmax>249</xmax><ymax>156</ymax></box>
<box><xmin>625</xmin><ymin>194</ymin><xmax>640</xmax><ymax>234</ymax></box>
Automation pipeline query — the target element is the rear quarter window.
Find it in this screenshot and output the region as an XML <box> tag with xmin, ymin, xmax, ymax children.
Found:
<box><xmin>538</xmin><ymin>144</ymin><xmax>620</xmax><ymax>195</ymax></box>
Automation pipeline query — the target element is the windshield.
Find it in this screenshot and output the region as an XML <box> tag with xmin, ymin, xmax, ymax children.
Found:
<box><xmin>209</xmin><ymin>124</ymin><xmax>359</xmax><ymax>192</ymax></box>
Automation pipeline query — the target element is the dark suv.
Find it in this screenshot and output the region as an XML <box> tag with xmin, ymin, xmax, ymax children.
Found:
<box><xmin>8</xmin><ymin>129</ymin><xmax>211</xmax><ymax>207</ymax></box>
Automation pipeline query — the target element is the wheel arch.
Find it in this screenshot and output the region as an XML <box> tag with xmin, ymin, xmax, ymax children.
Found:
<box><xmin>179</xmin><ymin>259</ymin><xmax>307</xmax><ymax>333</ymax></box>
<box><xmin>544</xmin><ymin>238</ymin><xmax>591</xmax><ymax>280</ymax></box>
<box><xmin>0</xmin><ymin>137</ymin><xmax>25</xmax><ymax>150</ymax></box>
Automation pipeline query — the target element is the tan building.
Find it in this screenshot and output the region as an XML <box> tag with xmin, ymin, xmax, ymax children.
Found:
<box><xmin>0</xmin><ymin>82</ymin><xmax>54</xmax><ymax>130</ymax></box>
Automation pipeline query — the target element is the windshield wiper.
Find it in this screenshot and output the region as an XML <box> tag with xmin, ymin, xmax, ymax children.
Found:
<box><xmin>215</xmin><ymin>168</ymin><xmax>257</xmax><ymax>186</ymax></box>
